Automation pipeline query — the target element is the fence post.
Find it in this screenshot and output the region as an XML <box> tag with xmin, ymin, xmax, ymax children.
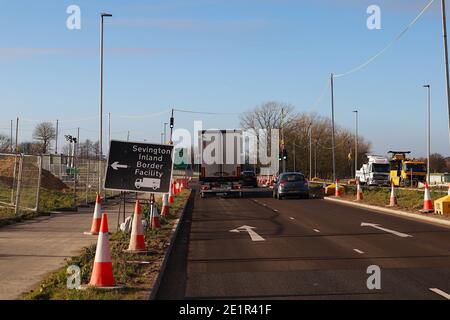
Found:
<box><xmin>35</xmin><ymin>155</ymin><xmax>43</xmax><ymax>212</ymax></box>
<box><xmin>86</xmin><ymin>158</ymin><xmax>90</xmax><ymax>205</ymax></box>
<box><xmin>10</xmin><ymin>155</ymin><xmax>18</xmax><ymax>205</ymax></box>
<box><xmin>14</xmin><ymin>155</ymin><xmax>23</xmax><ymax>215</ymax></box>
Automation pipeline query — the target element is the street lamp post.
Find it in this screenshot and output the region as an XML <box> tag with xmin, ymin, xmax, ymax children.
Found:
<box><xmin>308</xmin><ymin>122</ymin><xmax>313</xmax><ymax>180</ymax></box>
<box><xmin>352</xmin><ymin>110</ymin><xmax>358</xmax><ymax>179</ymax></box>
<box><xmin>424</xmin><ymin>85</ymin><xmax>431</xmax><ymax>184</ymax></box>
<box><xmin>98</xmin><ymin>12</ymin><xmax>112</xmax><ymax>194</ymax></box>
<box><xmin>330</xmin><ymin>73</ymin><xmax>336</xmax><ymax>181</ymax></box>
<box><xmin>163</xmin><ymin>122</ymin><xmax>168</xmax><ymax>144</ymax></box>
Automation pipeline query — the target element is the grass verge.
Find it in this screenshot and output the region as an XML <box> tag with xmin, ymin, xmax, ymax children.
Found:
<box><xmin>337</xmin><ymin>185</ymin><xmax>449</xmax><ymax>216</ymax></box>
<box><xmin>22</xmin><ymin>189</ymin><xmax>191</xmax><ymax>300</ymax></box>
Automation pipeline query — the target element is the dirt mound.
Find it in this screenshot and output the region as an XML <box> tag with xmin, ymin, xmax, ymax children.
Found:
<box><xmin>0</xmin><ymin>156</ymin><xmax>69</xmax><ymax>191</ymax></box>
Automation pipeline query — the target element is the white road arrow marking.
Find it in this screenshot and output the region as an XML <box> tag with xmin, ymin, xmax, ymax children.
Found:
<box><xmin>361</xmin><ymin>222</ymin><xmax>412</xmax><ymax>238</ymax></box>
<box><xmin>229</xmin><ymin>225</ymin><xmax>265</xmax><ymax>242</ymax></box>
<box><xmin>111</xmin><ymin>161</ymin><xmax>128</xmax><ymax>170</ymax></box>
<box><xmin>430</xmin><ymin>288</ymin><xmax>450</xmax><ymax>300</ymax></box>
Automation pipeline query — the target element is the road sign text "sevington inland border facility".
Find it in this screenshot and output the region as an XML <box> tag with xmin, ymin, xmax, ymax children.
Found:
<box><xmin>104</xmin><ymin>140</ymin><xmax>174</xmax><ymax>194</ymax></box>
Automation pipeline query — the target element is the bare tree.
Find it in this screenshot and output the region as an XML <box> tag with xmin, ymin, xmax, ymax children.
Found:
<box><xmin>0</xmin><ymin>134</ymin><xmax>11</xmax><ymax>152</ymax></box>
<box><xmin>33</xmin><ymin>122</ymin><xmax>56</xmax><ymax>154</ymax></box>
<box><xmin>240</xmin><ymin>101</ymin><xmax>295</xmax><ymax>131</ymax></box>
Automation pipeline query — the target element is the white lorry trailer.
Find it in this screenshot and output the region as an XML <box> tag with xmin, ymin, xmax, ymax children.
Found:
<box><xmin>356</xmin><ymin>155</ymin><xmax>390</xmax><ymax>186</ymax></box>
<box><xmin>199</xmin><ymin>129</ymin><xmax>243</xmax><ymax>198</ymax></box>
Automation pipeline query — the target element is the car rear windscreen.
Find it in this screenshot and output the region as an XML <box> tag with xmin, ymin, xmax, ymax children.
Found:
<box><xmin>282</xmin><ymin>174</ymin><xmax>304</xmax><ymax>182</ymax></box>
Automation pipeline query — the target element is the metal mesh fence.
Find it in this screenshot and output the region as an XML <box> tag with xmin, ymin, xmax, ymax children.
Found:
<box><xmin>0</xmin><ymin>153</ymin><xmax>119</xmax><ymax>218</ymax></box>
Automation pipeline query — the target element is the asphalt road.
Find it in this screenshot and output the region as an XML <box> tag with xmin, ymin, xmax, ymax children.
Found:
<box><xmin>157</xmin><ymin>191</ymin><xmax>450</xmax><ymax>300</ymax></box>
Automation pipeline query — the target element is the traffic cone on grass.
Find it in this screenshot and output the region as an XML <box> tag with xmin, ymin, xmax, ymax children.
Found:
<box><xmin>356</xmin><ymin>180</ymin><xmax>363</xmax><ymax>201</ymax></box>
<box><xmin>150</xmin><ymin>204</ymin><xmax>161</xmax><ymax>230</ymax></box>
<box><xmin>420</xmin><ymin>182</ymin><xmax>434</xmax><ymax>213</ymax></box>
<box><xmin>126</xmin><ymin>201</ymin><xmax>147</xmax><ymax>252</ymax></box>
<box><xmin>335</xmin><ymin>179</ymin><xmax>342</xmax><ymax>197</ymax></box>
<box><xmin>85</xmin><ymin>193</ymin><xmax>102</xmax><ymax>235</ymax></box>
<box><xmin>161</xmin><ymin>193</ymin><xmax>170</xmax><ymax>217</ymax></box>
<box><xmin>88</xmin><ymin>213</ymin><xmax>115</xmax><ymax>287</ymax></box>
<box><xmin>388</xmin><ymin>182</ymin><xmax>397</xmax><ymax>207</ymax></box>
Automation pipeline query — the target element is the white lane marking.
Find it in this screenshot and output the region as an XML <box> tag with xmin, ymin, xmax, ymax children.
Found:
<box><xmin>313</xmin><ymin>229</ymin><xmax>320</xmax><ymax>233</ymax></box>
<box><xmin>430</xmin><ymin>288</ymin><xmax>450</xmax><ymax>300</ymax></box>
<box><xmin>353</xmin><ymin>249</ymin><xmax>364</xmax><ymax>254</ymax></box>
<box><xmin>273</xmin><ymin>209</ymin><xmax>279</xmax><ymax>212</ymax></box>
<box><xmin>361</xmin><ymin>222</ymin><xmax>412</xmax><ymax>238</ymax></box>
<box><xmin>289</xmin><ymin>217</ymin><xmax>295</xmax><ymax>220</ymax></box>
<box><xmin>230</xmin><ymin>225</ymin><xmax>266</xmax><ymax>241</ymax></box>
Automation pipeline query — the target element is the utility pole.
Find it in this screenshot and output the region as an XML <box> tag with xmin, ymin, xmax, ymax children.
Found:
<box><xmin>15</xmin><ymin>117</ymin><xmax>19</xmax><ymax>153</ymax></box>
<box><xmin>441</xmin><ymin>0</ymin><xmax>450</xmax><ymax>152</ymax></box>
<box><xmin>170</xmin><ymin>109</ymin><xmax>174</xmax><ymax>144</ymax></box>
<box><xmin>77</xmin><ymin>127</ymin><xmax>80</xmax><ymax>156</ymax></box>
<box><xmin>424</xmin><ymin>85</ymin><xmax>431</xmax><ymax>184</ymax></box>
<box><xmin>98</xmin><ymin>12</ymin><xmax>112</xmax><ymax>194</ymax></box>
<box><xmin>330</xmin><ymin>73</ymin><xmax>336</xmax><ymax>181</ymax></box>
<box><xmin>108</xmin><ymin>112</ymin><xmax>111</xmax><ymax>153</ymax></box>
<box><xmin>10</xmin><ymin>120</ymin><xmax>13</xmax><ymax>153</ymax></box>
<box><xmin>309</xmin><ymin>122</ymin><xmax>313</xmax><ymax>181</ymax></box>
<box><xmin>163</xmin><ymin>122</ymin><xmax>168</xmax><ymax>144</ymax></box>
<box><xmin>55</xmin><ymin>119</ymin><xmax>59</xmax><ymax>154</ymax></box>
<box><xmin>281</xmin><ymin>107</ymin><xmax>286</xmax><ymax>173</ymax></box>
<box><xmin>353</xmin><ymin>110</ymin><xmax>358</xmax><ymax>179</ymax></box>
<box><xmin>127</xmin><ymin>131</ymin><xmax>130</xmax><ymax>142</ymax></box>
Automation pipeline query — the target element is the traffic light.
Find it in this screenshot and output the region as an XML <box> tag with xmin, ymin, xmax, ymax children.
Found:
<box><xmin>282</xmin><ymin>148</ymin><xmax>288</xmax><ymax>161</ymax></box>
<box><xmin>278</xmin><ymin>151</ymin><xmax>282</xmax><ymax>161</ymax></box>
<box><xmin>170</xmin><ymin>116</ymin><xmax>174</xmax><ymax>129</ymax></box>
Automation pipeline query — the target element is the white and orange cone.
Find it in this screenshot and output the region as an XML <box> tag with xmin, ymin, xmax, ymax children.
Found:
<box><xmin>85</xmin><ymin>193</ymin><xmax>102</xmax><ymax>235</ymax></box>
<box><xmin>388</xmin><ymin>182</ymin><xmax>397</xmax><ymax>207</ymax></box>
<box><xmin>127</xmin><ymin>201</ymin><xmax>147</xmax><ymax>252</ymax></box>
<box><xmin>88</xmin><ymin>213</ymin><xmax>115</xmax><ymax>287</ymax></box>
<box><xmin>335</xmin><ymin>179</ymin><xmax>342</xmax><ymax>197</ymax></box>
<box><xmin>169</xmin><ymin>183</ymin><xmax>175</xmax><ymax>204</ymax></box>
<box><xmin>356</xmin><ymin>180</ymin><xmax>363</xmax><ymax>201</ymax></box>
<box><xmin>150</xmin><ymin>204</ymin><xmax>161</xmax><ymax>230</ymax></box>
<box><xmin>420</xmin><ymin>182</ymin><xmax>434</xmax><ymax>213</ymax></box>
<box><xmin>161</xmin><ymin>193</ymin><xmax>170</xmax><ymax>217</ymax></box>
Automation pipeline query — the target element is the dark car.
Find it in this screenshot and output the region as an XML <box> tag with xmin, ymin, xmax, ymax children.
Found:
<box><xmin>272</xmin><ymin>172</ymin><xmax>309</xmax><ymax>200</ymax></box>
<box><xmin>240</xmin><ymin>171</ymin><xmax>258</xmax><ymax>188</ymax></box>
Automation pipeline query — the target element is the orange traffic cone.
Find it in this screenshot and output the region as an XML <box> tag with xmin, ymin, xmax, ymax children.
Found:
<box><xmin>169</xmin><ymin>184</ymin><xmax>174</xmax><ymax>204</ymax></box>
<box><xmin>127</xmin><ymin>201</ymin><xmax>146</xmax><ymax>252</ymax></box>
<box><xmin>85</xmin><ymin>193</ymin><xmax>102</xmax><ymax>235</ymax></box>
<box><xmin>388</xmin><ymin>182</ymin><xmax>397</xmax><ymax>207</ymax></box>
<box><xmin>420</xmin><ymin>182</ymin><xmax>434</xmax><ymax>213</ymax></box>
<box><xmin>150</xmin><ymin>204</ymin><xmax>161</xmax><ymax>230</ymax></box>
<box><xmin>161</xmin><ymin>193</ymin><xmax>170</xmax><ymax>217</ymax></box>
<box><xmin>335</xmin><ymin>179</ymin><xmax>342</xmax><ymax>197</ymax></box>
<box><xmin>89</xmin><ymin>213</ymin><xmax>115</xmax><ymax>287</ymax></box>
<box><xmin>356</xmin><ymin>180</ymin><xmax>363</xmax><ymax>201</ymax></box>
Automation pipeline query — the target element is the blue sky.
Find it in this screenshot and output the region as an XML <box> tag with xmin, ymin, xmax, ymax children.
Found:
<box><xmin>0</xmin><ymin>0</ymin><xmax>448</xmax><ymax>157</ymax></box>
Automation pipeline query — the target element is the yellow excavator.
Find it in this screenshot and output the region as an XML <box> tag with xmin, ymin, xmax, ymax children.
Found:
<box><xmin>388</xmin><ymin>151</ymin><xmax>427</xmax><ymax>187</ymax></box>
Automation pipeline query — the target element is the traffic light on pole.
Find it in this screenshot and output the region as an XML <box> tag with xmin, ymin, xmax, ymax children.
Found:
<box><xmin>283</xmin><ymin>148</ymin><xmax>288</xmax><ymax>161</ymax></box>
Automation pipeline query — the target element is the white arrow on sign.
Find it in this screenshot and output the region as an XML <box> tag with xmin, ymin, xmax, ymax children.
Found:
<box><xmin>361</xmin><ymin>222</ymin><xmax>412</xmax><ymax>238</ymax></box>
<box><xmin>229</xmin><ymin>225</ymin><xmax>265</xmax><ymax>242</ymax></box>
<box><xmin>111</xmin><ymin>161</ymin><xmax>128</xmax><ymax>170</ymax></box>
